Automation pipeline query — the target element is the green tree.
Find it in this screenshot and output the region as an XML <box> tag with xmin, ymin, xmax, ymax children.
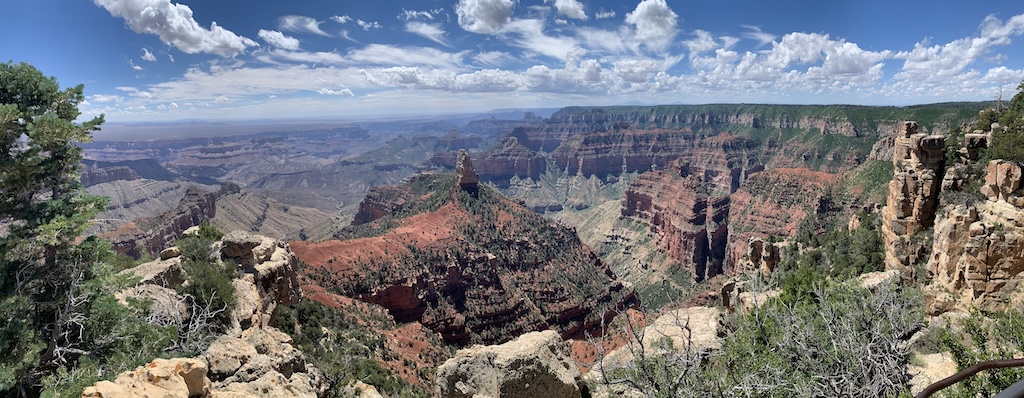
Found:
<box><xmin>988</xmin><ymin>81</ymin><xmax>1024</xmax><ymax>164</ymax></box>
<box><xmin>0</xmin><ymin>62</ymin><xmax>106</xmax><ymax>395</ymax></box>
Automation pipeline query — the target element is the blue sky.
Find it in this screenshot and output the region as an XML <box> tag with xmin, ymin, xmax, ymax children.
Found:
<box><xmin>3</xmin><ymin>0</ymin><xmax>1024</xmax><ymax>122</ymax></box>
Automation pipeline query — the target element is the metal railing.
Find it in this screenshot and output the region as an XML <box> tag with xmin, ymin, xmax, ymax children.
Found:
<box><xmin>915</xmin><ymin>358</ymin><xmax>1024</xmax><ymax>398</ymax></box>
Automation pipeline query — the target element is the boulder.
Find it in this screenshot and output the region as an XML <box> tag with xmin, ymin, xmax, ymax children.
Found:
<box><xmin>858</xmin><ymin>270</ymin><xmax>901</xmax><ymax>291</ymax></box>
<box><xmin>160</xmin><ymin>246</ymin><xmax>182</xmax><ymax>260</ymax></box>
<box><xmin>435</xmin><ymin>330</ymin><xmax>581</xmax><ymax>398</ymax></box>
<box><xmin>82</xmin><ymin>358</ymin><xmax>210</xmax><ymax>398</ymax></box>
<box><xmin>221</xmin><ymin>231</ymin><xmax>263</xmax><ymax>260</ymax></box>
<box><xmin>120</xmin><ymin>257</ymin><xmax>184</xmax><ymax>289</ymax></box>
<box><xmin>908</xmin><ymin>352</ymin><xmax>957</xmax><ymax>396</ymax></box>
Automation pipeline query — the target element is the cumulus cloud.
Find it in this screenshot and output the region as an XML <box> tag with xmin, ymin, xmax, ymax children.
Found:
<box><xmin>625</xmin><ymin>0</ymin><xmax>678</xmax><ymax>52</ymax></box>
<box><xmin>895</xmin><ymin>13</ymin><xmax>1024</xmax><ymax>83</ymax></box>
<box><xmin>683</xmin><ymin>30</ymin><xmax>717</xmax><ymax>57</ymax></box>
<box><xmin>595</xmin><ymin>8</ymin><xmax>615</xmax><ymax>19</ymax></box>
<box><xmin>318</xmin><ymin>87</ymin><xmax>354</xmax><ymax>96</ymax></box>
<box><xmin>405</xmin><ymin>22</ymin><xmax>449</xmax><ymax>46</ymax></box>
<box><xmin>279</xmin><ymin>15</ymin><xmax>329</xmax><ymax>36</ymax></box>
<box><xmin>456</xmin><ymin>0</ymin><xmax>516</xmax><ymax>34</ymax></box>
<box><xmin>129</xmin><ymin>59</ymin><xmax>143</xmax><ymax>70</ymax></box>
<box><xmin>213</xmin><ymin>95</ymin><xmax>230</xmax><ymax>103</ymax></box>
<box><xmin>548</xmin><ymin>0</ymin><xmax>586</xmax><ymax>20</ymax></box>
<box><xmin>331</xmin><ymin>15</ymin><xmax>352</xmax><ymax>24</ymax></box>
<box><xmin>93</xmin><ymin>0</ymin><xmax>256</xmax><ymax>56</ymax></box>
<box><xmin>258</xmin><ymin>29</ymin><xmax>300</xmax><ymax>50</ymax></box>
<box><xmin>141</xmin><ymin>48</ymin><xmax>156</xmax><ymax>61</ymax></box>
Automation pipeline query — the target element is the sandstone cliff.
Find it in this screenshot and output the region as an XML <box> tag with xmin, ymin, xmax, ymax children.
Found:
<box><xmin>881</xmin><ymin>122</ymin><xmax>946</xmax><ymax>275</ymax></box>
<box><xmin>927</xmin><ymin>160</ymin><xmax>1024</xmax><ymax>312</ymax></box>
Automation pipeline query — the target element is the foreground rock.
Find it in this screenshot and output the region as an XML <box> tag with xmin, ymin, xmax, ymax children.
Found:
<box><xmin>84</xmin><ymin>231</ymin><xmax>324</xmax><ymax>397</ymax></box>
<box><xmin>928</xmin><ymin>160</ymin><xmax>1024</xmax><ymax>311</ymax></box>
<box><xmin>435</xmin><ymin>330</ymin><xmax>582</xmax><ymax>398</ymax></box>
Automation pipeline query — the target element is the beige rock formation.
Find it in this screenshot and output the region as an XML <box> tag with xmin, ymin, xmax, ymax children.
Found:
<box><xmin>739</xmin><ymin>237</ymin><xmax>781</xmax><ymax>274</ymax></box>
<box><xmin>455</xmin><ymin>149</ymin><xmax>480</xmax><ymax>188</ymax></box>
<box><xmin>81</xmin><ymin>358</ymin><xmax>210</xmax><ymax>398</ymax></box>
<box><xmin>927</xmin><ymin>160</ymin><xmax>1024</xmax><ymax>312</ymax></box>
<box><xmin>882</xmin><ymin>121</ymin><xmax>946</xmax><ymax>275</ymax></box>
<box><xmin>859</xmin><ymin>270</ymin><xmax>901</xmax><ymax>292</ymax></box>
<box><xmin>435</xmin><ymin>330</ymin><xmax>582</xmax><ymax>398</ymax></box>
<box><xmin>86</xmin><ymin>232</ymin><xmax>324</xmax><ymax>398</ymax></box>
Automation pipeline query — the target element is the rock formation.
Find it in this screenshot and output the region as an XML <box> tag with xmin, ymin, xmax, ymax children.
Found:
<box><xmin>621</xmin><ymin>168</ymin><xmax>730</xmax><ymax>281</ymax></box>
<box><xmin>927</xmin><ymin>160</ymin><xmax>1024</xmax><ymax>311</ymax></box>
<box><xmin>430</xmin><ymin>137</ymin><xmax>546</xmax><ymax>182</ymax></box>
<box><xmin>435</xmin><ymin>330</ymin><xmax>582</xmax><ymax>398</ymax></box>
<box><xmin>293</xmin><ymin>172</ymin><xmax>635</xmax><ymax>345</ymax></box>
<box><xmin>85</xmin><ymin>231</ymin><xmax>323</xmax><ymax>397</ymax></box>
<box><xmin>455</xmin><ymin>149</ymin><xmax>479</xmax><ymax>188</ymax></box>
<box><xmin>881</xmin><ymin>122</ymin><xmax>946</xmax><ymax>275</ymax></box>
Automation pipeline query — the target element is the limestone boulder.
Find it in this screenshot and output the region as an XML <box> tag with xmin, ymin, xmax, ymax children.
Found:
<box><xmin>435</xmin><ymin>330</ymin><xmax>581</xmax><ymax>398</ymax></box>
<box><xmin>120</xmin><ymin>257</ymin><xmax>184</xmax><ymax>289</ymax></box>
<box><xmin>82</xmin><ymin>358</ymin><xmax>210</xmax><ymax>398</ymax></box>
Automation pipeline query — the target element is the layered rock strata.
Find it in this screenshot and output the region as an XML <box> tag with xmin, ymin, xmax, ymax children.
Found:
<box><xmin>928</xmin><ymin>160</ymin><xmax>1024</xmax><ymax>311</ymax></box>
<box><xmin>621</xmin><ymin>168</ymin><xmax>730</xmax><ymax>281</ymax></box>
<box><xmin>881</xmin><ymin>122</ymin><xmax>946</xmax><ymax>274</ymax></box>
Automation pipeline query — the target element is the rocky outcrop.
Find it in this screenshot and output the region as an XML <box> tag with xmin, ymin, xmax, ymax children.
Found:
<box><xmin>881</xmin><ymin>122</ymin><xmax>946</xmax><ymax>275</ymax></box>
<box><xmin>435</xmin><ymin>330</ymin><xmax>582</xmax><ymax>398</ymax></box>
<box><xmin>82</xmin><ymin>358</ymin><xmax>209</xmax><ymax>398</ymax></box>
<box><xmin>621</xmin><ymin>168</ymin><xmax>729</xmax><ymax>281</ymax></box>
<box><xmin>738</xmin><ymin>237</ymin><xmax>782</xmax><ymax>274</ymax></box>
<box><xmin>86</xmin><ymin>232</ymin><xmax>322</xmax><ymax>397</ymax></box>
<box><xmin>455</xmin><ymin>149</ymin><xmax>479</xmax><ymax>188</ymax></box>
<box><xmin>430</xmin><ymin>137</ymin><xmax>547</xmax><ymax>181</ymax></box>
<box><xmin>927</xmin><ymin>160</ymin><xmax>1024</xmax><ymax>311</ymax></box>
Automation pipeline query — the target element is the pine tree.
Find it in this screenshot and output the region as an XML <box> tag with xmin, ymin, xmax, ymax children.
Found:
<box><xmin>0</xmin><ymin>61</ymin><xmax>106</xmax><ymax>395</ymax></box>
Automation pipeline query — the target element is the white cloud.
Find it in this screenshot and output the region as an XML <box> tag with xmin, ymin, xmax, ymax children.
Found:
<box><xmin>683</xmin><ymin>30</ymin><xmax>717</xmax><ymax>57</ymax></box>
<box><xmin>318</xmin><ymin>87</ymin><xmax>355</xmax><ymax>96</ymax></box>
<box><xmin>129</xmin><ymin>59</ymin><xmax>143</xmax><ymax>70</ymax></box>
<box><xmin>356</xmin><ymin>20</ymin><xmax>382</xmax><ymax>30</ymax></box>
<box><xmin>279</xmin><ymin>15</ymin><xmax>329</xmax><ymax>36</ymax></box>
<box><xmin>595</xmin><ymin>8</ymin><xmax>615</xmax><ymax>19</ymax></box>
<box><xmin>167</xmin><ymin>53</ymin><xmax>175</xmax><ymax>62</ymax></box>
<box><xmin>141</xmin><ymin>47</ymin><xmax>156</xmax><ymax>61</ymax></box>
<box><xmin>91</xmin><ymin>94</ymin><xmax>124</xmax><ymax>103</ymax></box>
<box><xmin>741</xmin><ymin>25</ymin><xmax>776</xmax><ymax>47</ymax></box>
<box><xmin>346</xmin><ymin>44</ymin><xmax>467</xmax><ymax>69</ymax></box>
<box><xmin>170</xmin><ymin>101</ymin><xmax>179</xmax><ymax>108</ymax></box>
<box><xmin>625</xmin><ymin>0</ymin><xmax>678</xmax><ymax>52</ymax></box>
<box><xmin>258</xmin><ymin>29</ymin><xmax>300</xmax><ymax>50</ymax></box>
<box><xmin>213</xmin><ymin>95</ymin><xmax>230</xmax><ymax>103</ymax></box>
<box><xmin>504</xmin><ymin>19</ymin><xmax>580</xmax><ymax>60</ymax></box>
<box><xmin>93</xmin><ymin>0</ymin><xmax>256</xmax><ymax>56</ymax></box>
<box><xmin>331</xmin><ymin>15</ymin><xmax>352</xmax><ymax>24</ymax></box>
<box><xmin>548</xmin><ymin>0</ymin><xmax>586</xmax><ymax>20</ymax></box>
<box><xmin>115</xmin><ymin>86</ymin><xmax>138</xmax><ymax>92</ymax></box>
<box><xmin>472</xmin><ymin>51</ymin><xmax>515</xmax><ymax>67</ymax></box>
<box><xmin>405</xmin><ymin>22</ymin><xmax>449</xmax><ymax>46</ymax></box>
<box><xmin>456</xmin><ymin>0</ymin><xmax>516</xmax><ymax>34</ymax></box>
<box><xmin>399</xmin><ymin>8</ymin><xmax>443</xmax><ymax>21</ymax></box>
<box><xmin>894</xmin><ymin>14</ymin><xmax>1024</xmax><ymax>84</ymax></box>
<box><xmin>613</xmin><ymin>59</ymin><xmax>661</xmax><ymax>83</ymax></box>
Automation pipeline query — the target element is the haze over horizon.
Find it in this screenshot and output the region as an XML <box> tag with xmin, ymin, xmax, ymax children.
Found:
<box><xmin>5</xmin><ymin>0</ymin><xmax>1024</xmax><ymax>123</ymax></box>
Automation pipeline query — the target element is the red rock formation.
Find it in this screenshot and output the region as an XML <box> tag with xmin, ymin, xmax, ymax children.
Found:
<box><xmin>726</xmin><ymin>168</ymin><xmax>840</xmax><ymax>267</ymax></box>
<box><xmin>429</xmin><ymin>137</ymin><xmax>547</xmax><ymax>181</ymax></box>
<box><xmin>621</xmin><ymin>167</ymin><xmax>730</xmax><ymax>281</ymax></box>
<box><xmin>292</xmin><ymin>170</ymin><xmax>635</xmax><ymax>345</ymax></box>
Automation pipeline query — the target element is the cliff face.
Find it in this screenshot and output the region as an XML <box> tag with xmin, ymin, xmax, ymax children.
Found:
<box><xmin>429</xmin><ymin>137</ymin><xmax>547</xmax><ymax>181</ymax></box>
<box><xmin>621</xmin><ymin>168</ymin><xmax>729</xmax><ymax>281</ymax></box>
<box><xmin>292</xmin><ymin>165</ymin><xmax>634</xmax><ymax>345</ymax></box>
<box><xmin>80</xmin><ymin>166</ymin><xmax>140</xmax><ymax>187</ymax></box>
<box><xmin>102</xmin><ymin>185</ymin><xmax>235</xmax><ymax>258</ymax></box>
<box><xmin>881</xmin><ymin>122</ymin><xmax>946</xmax><ymax>274</ymax></box>
<box><xmin>928</xmin><ymin>160</ymin><xmax>1024</xmax><ymax>311</ymax></box>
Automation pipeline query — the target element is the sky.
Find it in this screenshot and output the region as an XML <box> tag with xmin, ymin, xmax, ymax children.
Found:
<box><xmin>3</xmin><ymin>0</ymin><xmax>1024</xmax><ymax>122</ymax></box>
